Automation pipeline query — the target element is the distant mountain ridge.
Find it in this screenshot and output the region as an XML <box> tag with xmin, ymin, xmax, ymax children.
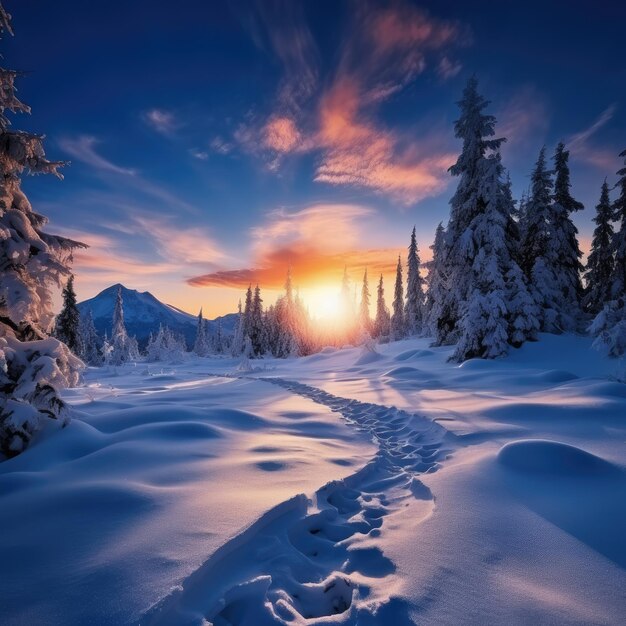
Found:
<box><xmin>77</xmin><ymin>284</ymin><xmax>237</xmax><ymax>348</ymax></box>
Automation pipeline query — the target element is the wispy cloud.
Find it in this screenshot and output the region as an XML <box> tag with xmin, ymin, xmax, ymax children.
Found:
<box><xmin>313</xmin><ymin>76</ymin><xmax>456</xmax><ymax>204</ymax></box>
<box><xmin>498</xmin><ymin>86</ymin><xmax>550</xmax><ymax>149</ymax></box>
<box><xmin>59</xmin><ymin>134</ymin><xmax>200</xmax><ymax>215</ymax></box>
<box><xmin>235</xmin><ymin>0</ymin><xmax>466</xmax><ymax>204</ymax></box>
<box><xmin>568</xmin><ymin>104</ymin><xmax>619</xmax><ymax>170</ymax></box>
<box><xmin>210</xmin><ymin>136</ymin><xmax>234</xmax><ymax>155</ymax></box>
<box><xmin>143</xmin><ymin>108</ymin><xmax>180</xmax><ymax>135</ymax></box>
<box><xmin>58</xmin><ymin>136</ymin><xmax>136</xmax><ymax>176</ymax></box>
<box><xmin>189</xmin><ymin>148</ymin><xmax>209</xmax><ymax>160</ymax></box>
<box><xmin>132</xmin><ymin>215</ymin><xmax>225</xmax><ymax>266</ymax></box>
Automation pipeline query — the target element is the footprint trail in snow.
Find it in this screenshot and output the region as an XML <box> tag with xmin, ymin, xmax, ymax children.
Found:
<box><xmin>143</xmin><ymin>376</ymin><xmax>455</xmax><ymax>626</ymax></box>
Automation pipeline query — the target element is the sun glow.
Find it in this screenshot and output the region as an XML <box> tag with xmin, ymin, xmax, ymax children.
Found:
<box><xmin>303</xmin><ymin>285</ymin><xmax>344</xmax><ymax>322</ymax></box>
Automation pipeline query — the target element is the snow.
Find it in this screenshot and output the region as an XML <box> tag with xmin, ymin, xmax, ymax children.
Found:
<box><xmin>1</xmin><ymin>334</ymin><xmax>625</xmax><ymax>624</ymax></box>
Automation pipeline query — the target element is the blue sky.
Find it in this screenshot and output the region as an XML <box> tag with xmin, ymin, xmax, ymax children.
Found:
<box><xmin>6</xmin><ymin>0</ymin><xmax>625</xmax><ymax>316</ymax></box>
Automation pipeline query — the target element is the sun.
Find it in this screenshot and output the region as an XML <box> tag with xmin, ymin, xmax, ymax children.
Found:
<box><xmin>304</xmin><ymin>285</ymin><xmax>343</xmax><ymax>321</ymax></box>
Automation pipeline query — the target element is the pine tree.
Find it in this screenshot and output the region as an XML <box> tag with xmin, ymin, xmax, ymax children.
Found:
<box><xmin>391</xmin><ymin>256</ymin><xmax>405</xmax><ymax>340</ymax></box>
<box><xmin>584</xmin><ymin>181</ymin><xmax>615</xmax><ymax>313</ymax></box>
<box><xmin>55</xmin><ymin>275</ymin><xmax>82</xmax><ymax>355</ymax></box>
<box><xmin>242</xmin><ymin>285</ymin><xmax>253</xmax><ymax>341</ymax></box>
<box><xmin>193</xmin><ymin>307</ymin><xmax>208</xmax><ymax>356</ymax></box>
<box><xmin>520</xmin><ymin>147</ymin><xmax>567</xmax><ymax>332</ymax></box>
<box><xmin>359</xmin><ymin>269</ymin><xmax>371</xmax><ymax>332</ymax></box>
<box><xmin>231</xmin><ymin>299</ymin><xmax>244</xmax><ymax>356</ymax></box>
<box><xmin>108</xmin><ymin>287</ymin><xmax>139</xmax><ymax>365</ymax></box>
<box><xmin>611</xmin><ymin>149</ymin><xmax>626</xmax><ymax>299</ymax></box>
<box><xmin>551</xmin><ymin>142</ymin><xmax>584</xmax><ymax>313</ymax></box>
<box><xmin>146</xmin><ymin>325</ymin><xmax>186</xmax><ymax>363</ymax></box>
<box><xmin>79</xmin><ymin>309</ymin><xmax>101</xmax><ymax>366</ymax></box>
<box><xmin>0</xmin><ymin>6</ymin><xmax>85</xmax><ymax>456</ymax></box>
<box><xmin>214</xmin><ymin>317</ymin><xmax>223</xmax><ymax>354</ymax></box>
<box><xmin>250</xmin><ymin>285</ymin><xmax>264</xmax><ymax>356</ymax></box>
<box><xmin>405</xmin><ymin>226</ymin><xmax>426</xmax><ymax>335</ymax></box>
<box><xmin>434</xmin><ymin>77</ymin><xmax>505</xmax><ymax>345</ymax></box>
<box><xmin>453</xmin><ymin>152</ymin><xmax>538</xmax><ymax>360</ymax></box>
<box><xmin>426</xmin><ymin>223</ymin><xmax>451</xmax><ymax>342</ymax></box>
<box><xmin>374</xmin><ymin>274</ymin><xmax>390</xmax><ymax>339</ymax></box>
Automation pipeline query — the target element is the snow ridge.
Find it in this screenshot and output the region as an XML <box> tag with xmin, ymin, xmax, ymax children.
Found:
<box><xmin>143</xmin><ymin>377</ymin><xmax>454</xmax><ymax>625</ymax></box>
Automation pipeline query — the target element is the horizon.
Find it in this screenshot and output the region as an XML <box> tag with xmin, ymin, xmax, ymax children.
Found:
<box><xmin>8</xmin><ymin>0</ymin><xmax>625</xmax><ymax>318</ymax></box>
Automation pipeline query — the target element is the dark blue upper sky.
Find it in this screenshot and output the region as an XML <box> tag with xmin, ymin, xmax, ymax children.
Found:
<box><xmin>6</xmin><ymin>0</ymin><xmax>625</xmax><ymax>315</ymax></box>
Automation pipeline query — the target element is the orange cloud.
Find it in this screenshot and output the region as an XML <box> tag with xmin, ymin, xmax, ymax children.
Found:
<box><xmin>314</xmin><ymin>77</ymin><xmax>455</xmax><ymax>204</ymax></box>
<box><xmin>188</xmin><ymin>246</ymin><xmax>400</xmax><ymax>290</ymax></box>
<box><xmin>188</xmin><ymin>203</ymin><xmax>402</xmax><ymax>290</ymax></box>
<box><xmin>263</xmin><ymin>116</ymin><xmax>301</xmax><ymax>153</ymax></box>
<box><xmin>235</xmin><ymin>1</ymin><xmax>467</xmax><ymax>204</ymax></box>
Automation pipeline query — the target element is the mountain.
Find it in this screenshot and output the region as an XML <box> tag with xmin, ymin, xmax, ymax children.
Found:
<box><xmin>77</xmin><ymin>284</ymin><xmax>237</xmax><ymax>348</ymax></box>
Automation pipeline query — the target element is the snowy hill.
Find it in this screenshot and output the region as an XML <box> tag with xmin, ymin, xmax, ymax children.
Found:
<box><xmin>77</xmin><ymin>284</ymin><xmax>237</xmax><ymax>348</ymax></box>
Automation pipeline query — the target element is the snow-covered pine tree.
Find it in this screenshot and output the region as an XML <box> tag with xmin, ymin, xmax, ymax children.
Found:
<box><xmin>193</xmin><ymin>307</ymin><xmax>208</xmax><ymax>356</ymax></box>
<box><xmin>79</xmin><ymin>309</ymin><xmax>101</xmax><ymax>366</ymax></box>
<box><xmin>520</xmin><ymin>147</ymin><xmax>571</xmax><ymax>332</ymax></box>
<box><xmin>610</xmin><ymin>149</ymin><xmax>626</xmax><ymax>299</ymax></box>
<box><xmin>433</xmin><ymin>77</ymin><xmax>505</xmax><ymax>346</ymax></box>
<box><xmin>425</xmin><ymin>223</ymin><xmax>451</xmax><ymax>342</ymax></box>
<box><xmin>405</xmin><ymin>226</ymin><xmax>426</xmax><ymax>336</ymax></box>
<box><xmin>453</xmin><ymin>152</ymin><xmax>538</xmax><ymax>360</ymax></box>
<box><xmin>214</xmin><ymin>317</ymin><xmax>223</xmax><ymax>354</ymax></box>
<box><xmin>108</xmin><ymin>286</ymin><xmax>139</xmax><ymax>365</ymax></box>
<box><xmin>242</xmin><ymin>285</ymin><xmax>253</xmax><ymax>342</ymax></box>
<box><xmin>231</xmin><ymin>299</ymin><xmax>244</xmax><ymax>356</ymax></box>
<box><xmin>584</xmin><ymin>180</ymin><xmax>615</xmax><ymax>314</ymax></box>
<box><xmin>589</xmin><ymin>150</ymin><xmax>626</xmax><ymax>358</ymax></box>
<box><xmin>359</xmin><ymin>269</ymin><xmax>371</xmax><ymax>332</ymax></box>
<box><xmin>250</xmin><ymin>285</ymin><xmax>264</xmax><ymax>356</ymax></box>
<box><xmin>551</xmin><ymin>142</ymin><xmax>584</xmax><ymax>317</ymax></box>
<box><xmin>374</xmin><ymin>274</ymin><xmax>390</xmax><ymax>339</ymax></box>
<box><xmin>0</xmin><ymin>5</ymin><xmax>86</xmax><ymax>456</ymax></box>
<box><xmin>391</xmin><ymin>256</ymin><xmax>405</xmax><ymax>340</ymax></box>
<box><xmin>146</xmin><ymin>325</ymin><xmax>186</xmax><ymax>363</ymax></box>
<box><xmin>55</xmin><ymin>275</ymin><xmax>82</xmax><ymax>356</ymax></box>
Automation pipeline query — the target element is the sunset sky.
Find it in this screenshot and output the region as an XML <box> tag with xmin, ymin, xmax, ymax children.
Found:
<box><xmin>9</xmin><ymin>0</ymin><xmax>625</xmax><ymax>317</ymax></box>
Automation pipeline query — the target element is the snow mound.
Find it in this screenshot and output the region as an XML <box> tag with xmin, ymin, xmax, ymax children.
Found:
<box><xmin>394</xmin><ymin>348</ymin><xmax>435</xmax><ymax>361</ymax></box>
<box><xmin>354</xmin><ymin>349</ymin><xmax>384</xmax><ymax>365</ymax></box>
<box><xmin>531</xmin><ymin>370</ymin><xmax>579</xmax><ymax>383</ymax></box>
<box><xmin>384</xmin><ymin>366</ymin><xmax>424</xmax><ymax>379</ymax></box>
<box><xmin>498</xmin><ymin>439</ymin><xmax>619</xmax><ymax>476</ymax></box>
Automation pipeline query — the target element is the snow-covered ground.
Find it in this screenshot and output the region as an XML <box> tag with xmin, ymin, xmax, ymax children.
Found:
<box><xmin>1</xmin><ymin>334</ymin><xmax>625</xmax><ymax>625</ymax></box>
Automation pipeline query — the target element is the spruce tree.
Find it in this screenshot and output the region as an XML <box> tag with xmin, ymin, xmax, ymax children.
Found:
<box><xmin>374</xmin><ymin>274</ymin><xmax>390</xmax><ymax>339</ymax></box>
<box><xmin>108</xmin><ymin>287</ymin><xmax>139</xmax><ymax>365</ymax></box>
<box><xmin>521</xmin><ymin>147</ymin><xmax>571</xmax><ymax>332</ymax></box>
<box><xmin>426</xmin><ymin>223</ymin><xmax>451</xmax><ymax>342</ymax></box>
<box><xmin>0</xmin><ymin>5</ymin><xmax>85</xmax><ymax>455</ymax></box>
<box><xmin>242</xmin><ymin>285</ymin><xmax>253</xmax><ymax>341</ymax></box>
<box><xmin>250</xmin><ymin>285</ymin><xmax>264</xmax><ymax>356</ymax></box>
<box><xmin>56</xmin><ymin>275</ymin><xmax>82</xmax><ymax>355</ymax></box>
<box><xmin>359</xmin><ymin>269</ymin><xmax>371</xmax><ymax>332</ymax></box>
<box><xmin>434</xmin><ymin>77</ymin><xmax>504</xmax><ymax>345</ymax></box>
<box><xmin>551</xmin><ymin>142</ymin><xmax>584</xmax><ymax>313</ymax></box>
<box><xmin>391</xmin><ymin>256</ymin><xmax>405</xmax><ymax>340</ymax></box>
<box><xmin>79</xmin><ymin>309</ymin><xmax>101</xmax><ymax>366</ymax></box>
<box><xmin>193</xmin><ymin>307</ymin><xmax>208</xmax><ymax>356</ymax></box>
<box><xmin>454</xmin><ymin>152</ymin><xmax>538</xmax><ymax>360</ymax></box>
<box><xmin>584</xmin><ymin>181</ymin><xmax>615</xmax><ymax>313</ymax></box>
<box><xmin>405</xmin><ymin>226</ymin><xmax>426</xmax><ymax>335</ymax></box>
<box><xmin>611</xmin><ymin>149</ymin><xmax>626</xmax><ymax>299</ymax></box>
<box><xmin>231</xmin><ymin>299</ymin><xmax>244</xmax><ymax>356</ymax></box>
